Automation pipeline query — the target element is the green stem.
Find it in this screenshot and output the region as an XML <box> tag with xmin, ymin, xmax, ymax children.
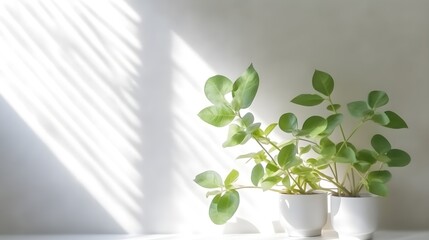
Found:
<box><xmin>313</xmin><ymin>169</ymin><xmax>352</xmax><ymax>195</ymax></box>
<box><xmin>296</xmin><ymin>138</ymin><xmax>319</xmax><ymax>146</ymax></box>
<box><xmin>233</xmin><ymin>185</ymin><xmax>285</xmax><ymax>194</ymax></box>
<box><xmin>254</xmin><ymin>137</ymin><xmax>305</xmax><ymax>193</ymax></box>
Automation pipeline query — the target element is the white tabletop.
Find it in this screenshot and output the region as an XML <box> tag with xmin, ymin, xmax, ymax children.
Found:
<box><xmin>0</xmin><ymin>231</ymin><xmax>428</xmax><ymax>240</ymax></box>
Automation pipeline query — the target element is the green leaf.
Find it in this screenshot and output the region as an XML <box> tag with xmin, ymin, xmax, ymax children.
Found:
<box><xmin>264</xmin><ymin>123</ymin><xmax>278</xmax><ymax>136</ymax></box>
<box><xmin>384</xmin><ymin>111</ymin><xmax>408</xmax><ymax>129</ymax></box>
<box><xmin>236</xmin><ymin>152</ymin><xmax>256</xmax><ymax>160</ymax></box>
<box><xmin>320</xmin><ymin>137</ymin><xmax>336</xmax><ymax>157</ymax></box>
<box><xmin>327</xmin><ymin>104</ymin><xmax>341</xmax><ymax>112</ymax></box>
<box><xmin>368</xmin><ymin>91</ymin><xmax>389</xmax><ymax>109</ymax></box>
<box><xmin>223</xmin><ymin>124</ymin><xmax>246</xmax><ymax>147</ymax></box>
<box><xmin>356</xmin><ymin>149</ymin><xmax>377</xmax><ymax>165</ymax></box>
<box><xmin>224</xmin><ymin>169</ymin><xmax>239</xmax><ymax>187</ymax></box>
<box><xmin>371</xmin><ymin>134</ymin><xmax>391</xmax><ymax>154</ymax></box>
<box><xmin>353</xmin><ymin>161</ymin><xmax>372</xmax><ymax>173</ymax></box>
<box><xmin>194</xmin><ymin>171</ymin><xmax>223</xmax><ymax>189</ymax></box>
<box><xmin>241</xmin><ymin>112</ymin><xmax>254</xmax><ymax>127</ymax></box>
<box><xmin>321</xmin><ymin>113</ymin><xmax>343</xmax><ymax>136</ymax></box>
<box><xmin>299</xmin><ymin>145</ymin><xmax>312</xmax><ymax>155</ymax></box>
<box><xmin>261</xmin><ymin>176</ymin><xmax>282</xmax><ymax>191</ymax></box>
<box><xmin>291</xmin><ymin>94</ymin><xmax>324</xmax><ymax>106</ymax></box>
<box><xmin>232</xmin><ymin>64</ymin><xmax>259</xmax><ymax>109</ymax></box>
<box><xmin>279</xmin><ymin>113</ymin><xmax>298</xmax><ymax>133</ymax></box>
<box><xmin>299</xmin><ymin>116</ymin><xmax>327</xmax><ymax>137</ymax></box>
<box><xmin>368</xmin><ymin>170</ymin><xmax>392</xmax><ymax>183</ymax></box>
<box><xmin>251</xmin><ymin>164</ymin><xmax>264</xmax><ymax>186</ymax></box>
<box><xmin>387</xmin><ymin>149</ymin><xmax>411</xmax><ymax>167</ymax></box>
<box><xmin>204</xmin><ymin>75</ymin><xmax>233</xmax><ymax>105</ymax></box>
<box><xmin>246</xmin><ymin>123</ymin><xmax>261</xmax><ymax>135</ymax></box>
<box><xmin>334</xmin><ymin>146</ymin><xmax>357</xmax><ymax>163</ymax></box>
<box><xmin>209</xmin><ymin>190</ymin><xmax>240</xmax><ymax>225</ymax></box>
<box><xmin>198</xmin><ymin>104</ymin><xmax>236</xmax><ymax>127</ymax></box>
<box><xmin>312</xmin><ymin>70</ymin><xmax>334</xmax><ymax>96</ymax></box>
<box><xmin>377</xmin><ymin>154</ymin><xmax>391</xmax><ymax>163</ymax></box>
<box><xmin>368</xmin><ymin>181</ymin><xmax>388</xmax><ymax>197</ymax></box>
<box><xmin>265</xmin><ymin>163</ymin><xmax>280</xmax><ymax>176</ymax></box>
<box><xmin>278</xmin><ymin>144</ymin><xmax>297</xmax><ymax>168</ymax></box>
<box><xmin>372</xmin><ymin>112</ymin><xmax>390</xmax><ymax>126</ymax></box>
<box><xmin>282</xmin><ymin>176</ymin><xmax>291</xmax><ymax>188</ymax></box>
<box><xmin>347</xmin><ymin>101</ymin><xmax>371</xmax><ymax>118</ymax></box>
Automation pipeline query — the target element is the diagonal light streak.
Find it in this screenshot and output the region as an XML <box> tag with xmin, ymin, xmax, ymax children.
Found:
<box><xmin>0</xmin><ymin>0</ymin><xmax>144</xmax><ymax>233</ymax></box>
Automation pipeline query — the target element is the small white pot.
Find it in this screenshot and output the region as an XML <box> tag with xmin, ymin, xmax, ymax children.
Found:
<box><xmin>330</xmin><ymin>195</ymin><xmax>380</xmax><ymax>240</ymax></box>
<box><xmin>279</xmin><ymin>193</ymin><xmax>327</xmax><ymax>237</ymax></box>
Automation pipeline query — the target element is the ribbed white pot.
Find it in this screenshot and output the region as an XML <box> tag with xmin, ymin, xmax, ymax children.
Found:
<box><xmin>330</xmin><ymin>195</ymin><xmax>380</xmax><ymax>240</ymax></box>
<box><xmin>279</xmin><ymin>193</ymin><xmax>327</xmax><ymax>237</ymax></box>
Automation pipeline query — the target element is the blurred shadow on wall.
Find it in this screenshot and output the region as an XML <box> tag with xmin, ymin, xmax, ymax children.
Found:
<box><xmin>0</xmin><ymin>0</ymin><xmax>143</xmax><ymax>233</ymax></box>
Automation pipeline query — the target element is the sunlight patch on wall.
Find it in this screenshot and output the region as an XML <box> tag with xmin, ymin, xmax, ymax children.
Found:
<box><xmin>0</xmin><ymin>0</ymin><xmax>143</xmax><ymax>233</ymax></box>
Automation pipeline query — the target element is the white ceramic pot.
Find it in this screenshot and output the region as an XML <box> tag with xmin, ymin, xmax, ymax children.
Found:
<box><xmin>279</xmin><ymin>193</ymin><xmax>327</xmax><ymax>237</ymax></box>
<box><xmin>330</xmin><ymin>195</ymin><xmax>380</xmax><ymax>240</ymax></box>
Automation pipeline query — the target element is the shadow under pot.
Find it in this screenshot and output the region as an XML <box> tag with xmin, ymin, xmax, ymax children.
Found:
<box><xmin>279</xmin><ymin>193</ymin><xmax>327</xmax><ymax>237</ymax></box>
<box><xmin>330</xmin><ymin>194</ymin><xmax>380</xmax><ymax>240</ymax></box>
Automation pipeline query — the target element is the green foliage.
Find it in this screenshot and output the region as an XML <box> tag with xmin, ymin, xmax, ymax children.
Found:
<box><xmin>209</xmin><ymin>190</ymin><xmax>240</xmax><ymax>224</ymax></box>
<box><xmin>194</xmin><ymin>171</ymin><xmax>223</xmax><ymax>189</ymax></box>
<box><xmin>198</xmin><ymin>105</ymin><xmax>236</xmax><ymax>127</ymax></box>
<box><xmin>195</xmin><ymin>64</ymin><xmax>410</xmax><ymax>225</ymax></box>
<box><xmin>291</xmin><ymin>94</ymin><xmax>324</xmax><ymax>106</ymax></box>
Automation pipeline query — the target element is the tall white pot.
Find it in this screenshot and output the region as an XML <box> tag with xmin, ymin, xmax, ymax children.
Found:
<box><xmin>330</xmin><ymin>195</ymin><xmax>380</xmax><ymax>240</ymax></box>
<box><xmin>279</xmin><ymin>193</ymin><xmax>327</xmax><ymax>237</ymax></box>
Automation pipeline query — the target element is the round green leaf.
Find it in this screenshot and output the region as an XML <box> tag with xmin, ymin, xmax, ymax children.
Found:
<box><xmin>387</xmin><ymin>149</ymin><xmax>411</xmax><ymax>167</ymax></box>
<box><xmin>209</xmin><ymin>190</ymin><xmax>240</xmax><ymax>225</ymax></box>
<box><xmin>368</xmin><ymin>181</ymin><xmax>388</xmax><ymax>197</ymax></box>
<box><xmin>371</xmin><ymin>134</ymin><xmax>391</xmax><ymax>154</ymax></box>
<box><xmin>198</xmin><ymin>104</ymin><xmax>236</xmax><ymax>127</ymax></box>
<box><xmin>372</xmin><ymin>112</ymin><xmax>390</xmax><ymax>126</ymax></box>
<box><xmin>291</xmin><ymin>94</ymin><xmax>324</xmax><ymax>106</ymax></box>
<box><xmin>312</xmin><ymin>70</ymin><xmax>334</xmax><ymax>96</ymax></box>
<box><xmin>334</xmin><ymin>146</ymin><xmax>357</xmax><ymax>163</ymax></box>
<box><xmin>223</xmin><ymin>124</ymin><xmax>246</xmax><ymax>147</ymax></box>
<box><xmin>356</xmin><ymin>149</ymin><xmax>377</xmax><ymax>164</ymax></box>
<box><xmin>251</xmin><ymin>164</ymin><xmax>264</xmax><ymax>187</ymax></box>
<box><xmin>299</xmin><ymin>116</ymin><xmax>327</xmax><ymax>137</ymax></box>
<box><xmin>232</xmin><ymin>64</ymin><xmax>259</xmax><ymax>109</ymax></box>
<box><xmin>241</xmin><ymin>112</ymin><xmax>254</xmax><ymax>127</ymax></box>
<box><xmin>347</xmin><ymin>101</ymin><xmax>371</xmax><ymax>118</ymax></box>
<box><xmin>321</xmin><ymin>113</ymin><xmax>343</xmax><ymax>136</ymax></box>
<box><xmin>320</xmin><ymin>137</ymin><xmax>336</xmax><ymax>157</ymax></box>
<box><xmin>368</xmin><ymin>91</ymin><xmax>389</xmax><ymax>109</ymax></box>
<box><xmin>278</xmin><ymin>144</ymin><xmax>297</xmax><ymax>168</ymax></box>
<box><xmin>204</xmin><ymin>75</ymin><xmax>233</xmax><ymax>105</ymax></box>
<box><xmin>353</xmin><ymin>161</ymin><xmax>372</xmax><ymax>173</ymax></box>
<box><xmin>279</xmin><ymin>113</ymin><xmax>298</xmax><ymax>133</ymax></box>
<box><xmin>384</xmin><ymin>111</ymin><xmax>408</xmax><ymax>129</ymax></box>
<box><xmin>194</xmin><ymin>171</ymin><xmax>223</xmax><ymax>189</ymax></box>
<box><xmin>327</xmin><ymin>104</ymin><xmax>341</xmax><ymax>112</ymax></box>
<box><xmin>368</xmin><ymin>170</ymin><xmax>392</xmax><ymax>183</ymax></box>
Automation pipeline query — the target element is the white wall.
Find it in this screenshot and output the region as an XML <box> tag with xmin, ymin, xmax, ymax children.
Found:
<box><xmin>0</xmin><ymin>0</ymin><xmax>428</xmax><ymax>234</ymax></box>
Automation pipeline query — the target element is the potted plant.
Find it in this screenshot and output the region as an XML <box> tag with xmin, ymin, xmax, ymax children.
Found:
<box><xmin>287</xmin><ymin>69</ymin><xmax>411</xmax><ymax>239</ymax></box>
<box><xmin>194</xmin><ymin>64</ymin><xmax>329</xmax><ymax>237</ymax></box>
<box><xmin>193</xmin><ymin>64</ymin><xmax>410</xmax><ymax>239</ymax></box>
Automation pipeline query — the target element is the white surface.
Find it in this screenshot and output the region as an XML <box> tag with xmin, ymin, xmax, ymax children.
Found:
<box><xmin>0</xmin><ymin>231</ymin><xmax>429</xmax><ymax>240</ymax></box>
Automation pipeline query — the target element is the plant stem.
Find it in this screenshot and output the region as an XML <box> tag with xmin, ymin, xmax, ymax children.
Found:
<box><xmin>254</xmin><ymin>137</ymin><xmax>305</xmax><ymax>193</ymax></box>
<box><xmin>233</xmin><ymin>185</ymin><xmax>285</xmax><ymax>194</ymax></box>
<box><xmin>313</xmin><ymin>169</ymin><xmax>352</xmax><ymax>195</ymax></box>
